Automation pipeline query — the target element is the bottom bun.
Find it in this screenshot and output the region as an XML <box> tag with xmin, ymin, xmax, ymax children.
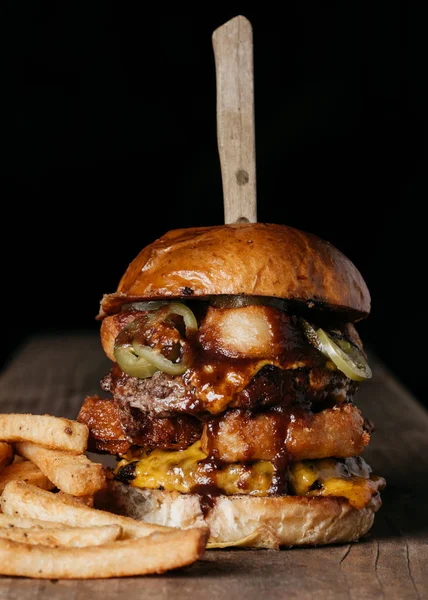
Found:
<box><xmin>99</xmin><ymin>481</ymin><xmax>383</xmax><ymax>549</ymax></box>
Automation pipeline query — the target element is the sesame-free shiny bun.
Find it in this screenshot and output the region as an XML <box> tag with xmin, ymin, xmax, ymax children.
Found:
<box><xmin>98</xmin><ymin>223</ymin><xmax>370</xmax><ymax>320</ymax></box>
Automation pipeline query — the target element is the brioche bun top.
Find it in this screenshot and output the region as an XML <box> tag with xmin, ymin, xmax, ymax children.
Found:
<box><xmin>98</xmin><ymin>223</ymin><xmax>370</xmax><ymax>320</ymax></box>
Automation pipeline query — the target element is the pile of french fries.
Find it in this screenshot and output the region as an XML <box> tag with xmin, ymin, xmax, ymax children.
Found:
<box><xmin>0</xmin><ymin>413</ymin><xmax>208</xmax><ymax>579</ymax></box>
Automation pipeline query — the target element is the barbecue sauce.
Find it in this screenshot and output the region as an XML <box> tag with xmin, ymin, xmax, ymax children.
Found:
<box><xmin>104</xmin><ymin>304</ymin><xmax>361</xmax><ymax>510</ymax></box>
<box><xmin>202</xmin><ymin>408</ymin><xmax>292</xmax><ymax>498</ymax></box>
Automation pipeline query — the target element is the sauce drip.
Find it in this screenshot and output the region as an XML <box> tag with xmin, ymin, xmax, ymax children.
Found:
<box><xmin>107</xmin><ymin>305</ymin><xmax>359</xmax><ymax>509</ymax></box>
<box><xmin>203</xmin><ymin>408</ymin><xmax>293</xmax><ymax>497</ymax></box>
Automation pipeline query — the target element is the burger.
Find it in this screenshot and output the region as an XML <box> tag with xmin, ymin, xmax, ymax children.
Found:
<box><xmin>78</xmin><ymin>222</ymin><xmax>385</xmax><ymax>548</ymax></box>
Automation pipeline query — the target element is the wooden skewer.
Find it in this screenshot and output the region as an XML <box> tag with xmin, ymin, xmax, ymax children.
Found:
<box><xmin>212</xmin><ymin>15</ymin><xmax>257</xmax><ymax>224</ymax></box>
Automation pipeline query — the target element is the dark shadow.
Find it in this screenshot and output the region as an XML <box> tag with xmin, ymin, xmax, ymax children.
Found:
<box><xmin>368</xmin><ymin>485</ymin><xmax>428</xmax><ymax>541</ymax></box>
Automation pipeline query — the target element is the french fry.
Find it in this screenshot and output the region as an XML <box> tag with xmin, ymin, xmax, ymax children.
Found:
<box><xmin>0</xmin><ymin>442</ymin><xmax>13</xmax><ymax>471</ymax></box>
<box><xmin>0</xmin><ymin>414</ymin><xmax>88</xmax><ymax>453</ymax></box>
<box><xmin>0</xmin><ymin>524</ymin><xmax>122</xmax><ymax>547</ymax></box>
<box><xmin>0</xmin><ymin>414</ymin><xmax>209</xmax><ymax>580</ymax></box>
<box><xmin>0</xmin><ymin>460</ymin><xmax>55</xmax><ymax>494</ymax></box>
<box><xmin>0</xmin><ymin>514</ymin><xmax>69</xmax><ymax>529</ymax></box>
<box><xmin>0</xmin><ymin>528</ymin><xmax>208</xmax><ymax>579</ymax></box>
<box><xmin>1</xmin><ymin>481</ymin><xmax>178</xmax><ymax>539</ymax></box>
<box><xmin>16</xmin><ymin>442</ymin><xmax>106</xmax><ymax>496</ymax></box>
<box><xmin>56</xmin><ymin>490</ymin><xmax>94</xmax><ymax>508</ymax></box>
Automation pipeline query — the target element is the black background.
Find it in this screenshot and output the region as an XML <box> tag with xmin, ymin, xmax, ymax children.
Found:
<box><xmin>2</xmin><ymin>4</ymin><xmax>427</xmax><ymax>405</ymax></box>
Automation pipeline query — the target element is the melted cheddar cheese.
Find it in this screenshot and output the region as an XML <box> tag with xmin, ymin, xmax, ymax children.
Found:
<box><xmin>114</xmin><ymin>445</ymin><xmax>380</xmax><ymax>509</ymax></box>
<box><xmin>289</xmin><ymin>459</ymin><xmax>380</xmax><ymax>509</ymax></box>
<box><xmin>115</xmin><ymin>441</ymin><xmax>274</xmax><ymax>495</ymax></box>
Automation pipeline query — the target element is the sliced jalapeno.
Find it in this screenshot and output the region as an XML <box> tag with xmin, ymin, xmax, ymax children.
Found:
<box><xmin>132</xmin><ymin>339</ymin><xmax>189</xmax><ymax>376</ymax></box>
<box><xmin>121</xmin><ymin>301</ymin><xmax>169</xmax><ymax>312</ymax></box>
<box><xmin>151</xmin><ymin>302</ymin><xmax>198</xmax><ymax>336</ymax></box>
<box><xmin>114</xmin><ymin>303</ymin><xmax>197</xmax><ymax>378</ymax></box>
<box><xmin>300</xmin><ymin>319</ymin><xmax>372</xmax><ymax>382</ymax></box>
<box><xmin>113</xmin><ymin>343</ymin><xmax>158</xmax><ymax>378</ymax></box>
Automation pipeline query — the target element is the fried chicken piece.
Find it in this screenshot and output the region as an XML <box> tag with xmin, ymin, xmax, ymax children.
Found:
<box><xmin>78</xmin><ymin>396</ymin><xmax>202</xmax><ymax>454</ymax></box>
<box><xmin>201</xmin><ymin>404</ymin><xmax>370</xmax><ymax>462</ymax></box>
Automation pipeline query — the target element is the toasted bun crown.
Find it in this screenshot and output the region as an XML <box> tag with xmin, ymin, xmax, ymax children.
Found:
<box><xmin>99</xmin><ymin>223</ymin><xmax>370</xmax><ymax>319</ymax></box>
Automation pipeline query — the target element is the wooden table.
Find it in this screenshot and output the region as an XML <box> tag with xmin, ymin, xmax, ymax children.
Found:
<box><xmin>0</xmin><ymin>333</ymin><xmax>427</xmax><ymax>599</ymax></box>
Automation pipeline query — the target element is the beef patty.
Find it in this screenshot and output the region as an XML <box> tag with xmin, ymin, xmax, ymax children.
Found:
<box><xmin>101</xmin><ymin>363</ymin><xmax>356</xmax><ymax>418</ymax></box>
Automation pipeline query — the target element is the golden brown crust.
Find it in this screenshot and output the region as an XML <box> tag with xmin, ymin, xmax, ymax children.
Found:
<box><xmin>287</xmin><ymin>404</ymin><xmax>370</xmax><ymax>460</ymax></box>
<box><xmin>100</xmin><ymin>313</ymin><xmax>141</xmax><ymax>361</ymax></box>
<box><xmin>102</xmin><ymin>480</ymin><xmax>383</xmax><ymax>548</ymax></box>
<box><xmin>98</xmin><ymin>223</ymin><xmax>370</xmax><ymax>320</ymax></box>
<box><xmin>200</xmin><ymin>404</ymin><xmax>370</xmax><ymax>462</ymax></box>
<box><xmin>77</xmin><ymin>396</ymin><xmax>130</xmax><ymax>454</ymax></box>
<box><xmin>77</xmin><ymin>396</ymin><xmax>203</xmax><ymax>454</ymax></box>
<box><xmin>100</xmin><ymin>316</ymin><xmax>120</xmax><ymax>362</ymax></box>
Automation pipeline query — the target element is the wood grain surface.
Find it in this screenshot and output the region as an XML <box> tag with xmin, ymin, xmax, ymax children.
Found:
<box><xmin>0</xmin><ymin>332</ymin><xmax>427</xmax><ymax>599</ymax></box>
<box><xmin>213</xmin><ymin>16</ymin><xmax>257</xmax><ymax>224</ymax></box>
